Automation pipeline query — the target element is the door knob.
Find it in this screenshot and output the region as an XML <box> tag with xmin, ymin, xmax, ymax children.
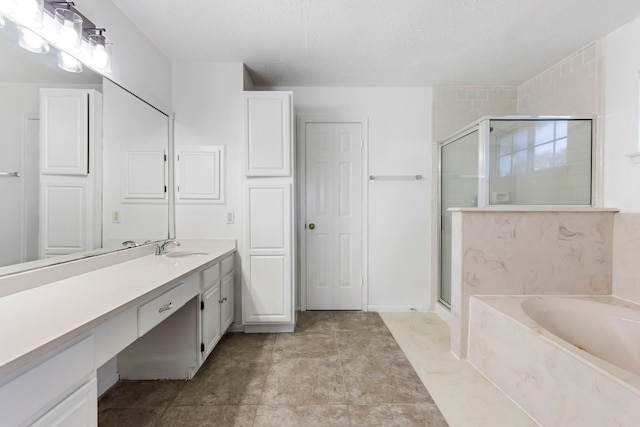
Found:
<box><xmin>308</xmin><ymin>223</ymin><xmax>316</xmax><ymax>230</ymax></box>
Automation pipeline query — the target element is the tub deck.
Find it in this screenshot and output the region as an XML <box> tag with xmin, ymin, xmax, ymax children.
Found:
<box><xmin>468</xmin><ymin>295</ymin><xmax>640</xmax><ymax>427</ymax></box>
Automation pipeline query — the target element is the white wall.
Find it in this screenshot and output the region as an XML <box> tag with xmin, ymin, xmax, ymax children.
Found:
<box><xmin>172</xmin><ymin>63</ymin><xmax>244</xmax><ymax>240</ymax></box>
<box><xmin>603</xmin><ymin>16</ymin><xmax>640</xmax><ymax>212</ymax></box>
<box><xmin>75</xmin><ymin>0</ymin><xmax>172</xmax><ymax>111</ymax></box>
<box><xmin>172</xmin><ymin>62</ymin><xmax>245</xmax><ymax>326</ymax></box>
<box><xmin>267</xmin><ymin>87</ymin><xmax>432</xmax><ymax>311</ymax></box>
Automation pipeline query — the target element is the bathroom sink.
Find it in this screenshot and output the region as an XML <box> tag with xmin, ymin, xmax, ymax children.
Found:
<box><xmin>166</xmin><ymin>251</ymin><xmax>210</xmax><ymax>258</ymax></box>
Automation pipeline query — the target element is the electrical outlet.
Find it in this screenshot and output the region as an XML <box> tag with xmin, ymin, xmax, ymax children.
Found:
<box><xmin>112</xmin><ymin>210</ymin><xmax>120</xmax><ymax>223</ymax></box>
<box><xmin>226</xmin><ymin>211</ymin><xmax>234</xmax><ymax>224</ymax></box>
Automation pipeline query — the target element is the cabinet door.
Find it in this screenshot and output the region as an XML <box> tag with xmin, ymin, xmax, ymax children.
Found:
<box><xmin>40</xmin><ymin>180</ymin><xmax>89</xmax><ymax>257</ymax></box>
<box><xmin>40</xmin><ymin>89</ymin><xmax>89</xmax><ymax>175</ymax></box>
<box><xmin>243</xmin><ymin>92</ymin><xmax>292</xmax><ymax>177</ymax></box>
<box><xmin>31</xmin><ymin>378</ymin><xmax>97</xmax><ymax>427</ymax></box>
<box><xmin>242</xmin><ymin>181</ymin><xmax>293</xmax><ymax>324</ymax></box>
<box><xmin>201</xmin><ymin>284</ymin><xmax>221</xmax><ymax>358</ymax></box>
<box><xmin>221</xmin><ymin>273</ymin><xmax>234</xmax><ymax>332</ymax></box>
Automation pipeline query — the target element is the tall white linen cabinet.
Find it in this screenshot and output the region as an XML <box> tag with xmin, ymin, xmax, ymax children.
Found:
<box><xmin>241</xmin><ymin>91</ymin><xmax>296</xmax><ymax>333</ymax></box>
<box><xmin>39</xmin><ymin>88</ymin><xmax>103</xmax><ymax>259</ymax></box>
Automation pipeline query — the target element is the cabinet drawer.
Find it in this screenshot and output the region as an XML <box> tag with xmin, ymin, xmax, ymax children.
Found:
<box><xmin>138</xmin><ymin>283</ymin><xmax>190</xmax><ymax>337</ymax></box>
<box><xmin>202</xmin><ymin>263</ymin><xmax>220</xmax><ymax>287</ymax></box>
<box><xmin>220</xmin><ymin>255</ymin><xmax>234</xmax><ymax>277</ymax></box>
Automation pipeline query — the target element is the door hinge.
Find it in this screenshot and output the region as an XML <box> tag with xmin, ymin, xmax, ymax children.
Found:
<box><xmin>200</xmin><ymin>343</ymin><xmax>204</xmax><ymax>352</ymax></box>
<box><xmin>201</xmin><ymin>301</ymin><xmax>204</xmax><ymax>310</ymax></box>
<box><xmin>164</xmin><ymin>153</ymin><xmax>167</xmax><ymax>161</ymax></box>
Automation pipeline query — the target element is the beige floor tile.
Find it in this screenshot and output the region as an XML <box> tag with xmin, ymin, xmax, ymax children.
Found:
<box><xmin>273</xmin><ymin>331</ymin><xmax>338</xmax><ymax>359</ymax></box>
<box><xmin>260</xmin><ymin>357</ymin><xmax>346</xmax><ymax>405</ymax></box>
<box><xmin>98</xmin><ymin>407</ymin><xmax>165</xmax><ymax>427</ymax></box>
<box><xmin>341</xmin><ymin>356</ymin><xmax>433</xmax><ymax>405</ymax></box>
<box><xmin>173</xmin><ymin>359</ymin><xmax>270</xmax><ymax>406</ymax></box>
<box><xmin>332</xmin><ymin>311</ymin><xmax>389</xmax><ymax>332</ymax></box>
<box><xmin>335</xmin><ymin>329</ymin><xmax>406</xmax><ymax>359</ymax></box>
<box><xmin>295</xmin><ymin>311</ymin><xmax>336</xmax><ymax>333</ymax></box>
<box><xmin>349</xmin><ymin>403</ymin><xmax>448</xmax><ymax>427</ymax></box>
<box><xmin>208</xmin><ymin>332</ymin><xmax>276</xmax><ymax>362</ymax></box>
<box><xmin>156</xmin><ymin>405</ymin><xmax>257</xmax><ymax>427</ymax></box>
<box><xmin>380</xmin><ymin>312</ymin><xmax>537</xmax><ymax>427</ymax></box>
<box><xmin>253</xmin><ymin>405</ymin><xmax>350</xmax><ymax>427</ymax></box>
<box><xmin>98</xmin><ymin>380</ymin><xmax>184</xmax><ymax>409</ymax></box>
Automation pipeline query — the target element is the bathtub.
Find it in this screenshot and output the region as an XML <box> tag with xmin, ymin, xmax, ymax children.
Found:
<box><xmin>467</xmin><ymin>295</ymin><xmax>640</xmax><ymax>427</ymax></box>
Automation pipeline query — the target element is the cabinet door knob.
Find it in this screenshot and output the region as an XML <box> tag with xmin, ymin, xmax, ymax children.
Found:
<box><xmin>308</xmin><ymin>223</ymin><xmax>315</xmax><ymax>230</ymax></box>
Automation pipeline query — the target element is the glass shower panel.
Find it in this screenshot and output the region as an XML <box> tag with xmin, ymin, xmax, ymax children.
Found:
<box><xmin>488</xmin><ymin>119</ymin><xmax>592</xmax><ymax>205</ymax></box>
<box><xmin>440</xmin><ymin>130</ymin><xmax>479</xmax><ymax>306</ymax></box>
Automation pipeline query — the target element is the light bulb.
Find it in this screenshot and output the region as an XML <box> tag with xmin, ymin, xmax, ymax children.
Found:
<box><xmin>58</xmin><ymin>51</ymin><xmax>82</xmax><ymax>72</ymax></box>
<box><xmin>92</xmin><ymin>44</ymin><xmax>108</xmax><ymax>68</ymax></box>
<box><xmin>18</xmin><ymin>27</ymin><xmax>49</xmax><ymax>53</ymax></box>
<box><xmin>0</xmin><ymin>14</ymin><xmax>5</xmax><ymax>28</ymax></box>
<box><xmin>12</xmin><ymin>0</ymin><xmax>43</xmax><ymax>28</ymax></box>
<box><xmin>59</xmin><ymin>19</ymin><xmax>78</xmax><ymax>47</ymax></box>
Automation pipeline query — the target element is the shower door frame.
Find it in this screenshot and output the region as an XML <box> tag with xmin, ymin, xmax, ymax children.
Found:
<box><xmin>436</xmin><ymin>115</ymin><xmax>598</xmax><ymax>309</ymax></box>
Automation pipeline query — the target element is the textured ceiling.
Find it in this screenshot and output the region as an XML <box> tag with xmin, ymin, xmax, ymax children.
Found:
<box><xmin>112</xmin><ymin>0</ymin><xmax>640</xmax><ymax>87</ymax></box>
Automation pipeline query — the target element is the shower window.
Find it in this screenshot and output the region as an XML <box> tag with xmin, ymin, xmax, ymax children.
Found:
<box><xmin>489</xmin><ymin>119</ymin><xmax>592</xmax><ymax>205</ymax></box>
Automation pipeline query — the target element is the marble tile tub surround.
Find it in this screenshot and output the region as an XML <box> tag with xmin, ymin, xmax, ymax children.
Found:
<box><xmin>98</xmin><ymin>311</ymin><xmax>448</xmax><ymax>427</ymax></box>
<box><xmin>450</xmin><ymin>209</ymin><xmax>616</xmax><ymax>358</ymax></box>
<box><xmin>467</xmin><ymin>296</ymin><xmax>640</xmax><ymax>426</ymax></box>
<box><xmin>612</xmin><ymin>212</ymin><xmax>640</xmax><ymax>303</ymax></box>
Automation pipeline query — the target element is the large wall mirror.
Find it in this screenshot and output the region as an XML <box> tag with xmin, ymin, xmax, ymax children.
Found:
<box><xmin>0</xmin><ymin>18</ymin><xmax>173</xmax><ymax>275</ymax></box>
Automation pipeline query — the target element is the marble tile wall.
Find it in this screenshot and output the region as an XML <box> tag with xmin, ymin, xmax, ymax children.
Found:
<box><xmin>612</xmin><ymin>213</ymin><xmax>640</xmax><ymax>303</ymax></box>
<box><xmin>450</xmin><ymin>209</ymin><xmax>615</xmax><ymax>358</ymax></box>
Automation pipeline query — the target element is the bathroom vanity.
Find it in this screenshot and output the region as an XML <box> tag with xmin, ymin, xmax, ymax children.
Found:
<box><xmin>0</xmin><ymin>240</ymin><xmax>235</xmax><ymax>426</ymax></box>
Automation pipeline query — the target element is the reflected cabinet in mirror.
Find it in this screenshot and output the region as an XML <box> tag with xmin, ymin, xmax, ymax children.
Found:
<box><xmin>0</xmin><ymin>18</ymin><xmax>173</xmax><ymax>275</ymax></box>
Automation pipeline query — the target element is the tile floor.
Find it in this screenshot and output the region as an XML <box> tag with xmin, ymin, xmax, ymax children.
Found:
<box><xmin>98</xmin><ymin>311</ymin><xmax>449</xmax><ymax>426</ymax></box>
<box><xmin>380</xmin><ymin>312</ymin><xmax>537</xmax><ymax>427</ymax></box>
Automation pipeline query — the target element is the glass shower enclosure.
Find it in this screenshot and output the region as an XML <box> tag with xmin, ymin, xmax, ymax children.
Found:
<box><xmin>438</xmin><ymin>116</ymin><xmax>594</xmax><ymax>307</ymax></box>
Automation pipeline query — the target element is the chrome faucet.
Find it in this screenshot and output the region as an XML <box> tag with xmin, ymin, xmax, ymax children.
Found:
<box><xmin>122</xmin><ymin>240</ymin><xmax>140</xmax><ymax>248</ymax></box>
<box><xmin>156</xmin><ymin>240</ymin><xmax>180</xmax><ymax>255</ymax></box>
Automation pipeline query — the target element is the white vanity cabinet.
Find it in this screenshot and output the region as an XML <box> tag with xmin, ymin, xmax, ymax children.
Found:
<box><xmin>242</xmin><ymin>91</ymin><xmax>296</xmax><ymax>333</ymax></box>
<box><xmin>0</xmin><ymin>336</ymin><xmax>96</xmax><ymax>427</ymax></box>
<box><xmin>200</xmin><ymin>254</ymin><xmax>234</xmax><ymax>360</ymax></box>
<box><xmin>118</xmin><ymin>253</ymin><xmax>236</xmax><ymax>379</ymax></box>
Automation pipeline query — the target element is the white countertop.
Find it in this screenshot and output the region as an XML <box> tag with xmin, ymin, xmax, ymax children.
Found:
<box><xmin>0</xmin><ymin>240</ymin><xmax>236</xmax><ymax>378</ymax></box>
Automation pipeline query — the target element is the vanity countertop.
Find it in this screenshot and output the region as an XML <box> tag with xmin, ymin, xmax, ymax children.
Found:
<box><xmin>0</xmin><ymin>240</ymin><xmax>236</xmax><ymax>378</ymax></box>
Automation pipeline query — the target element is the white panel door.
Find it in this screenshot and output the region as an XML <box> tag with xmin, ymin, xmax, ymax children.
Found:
<box><xmin>306</xmin><ymin>122</ymin><xmax>363</xmax><ymax>310</ymax></box>
<box><xmin>243</xmin><ymin>182</ymin><xmax>293</xmax><ymax>324</ymax></box>
<box><xmin>243</xmin><ymin>92</ymin><xmax>292</xmax><ymax>177</ymax></box>
<box><xmin>40</xmin><ymin>89</ymin><xmax>89</xmax><ymax>176</ymax></box>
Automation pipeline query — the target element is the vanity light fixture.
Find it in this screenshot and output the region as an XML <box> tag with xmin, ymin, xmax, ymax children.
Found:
<box><xmin>88</xmin><ymin>28</ymin><xmax>111</xmax><ymax>71</ymax></box>
<box><xmin>10</xmin><ymin>0</ymin><xmax>44</xmax><ymax>28</ymax></box>
<box><xmin>18</xmin><ymin>25</ymin><xmax>49</xmax><ymax>53</ymax></box>
<box><xmin>2</xmin><ymin>0</ymin><xmax>113</xmax><ymax>73</ymax></box>
<box><xmin>53</xmin><ymin>3</ymin><xmax>81</xmax><ymax>52</ymax></box>
<box><xmin>57</xmin><ymin>50</ymin><xmax>81</xmax><ymax>72</ymax></box>
<box><xmin>0</xmin><ymin>13</ymin><xmax>5</xmax><ymax>28</ymax></box>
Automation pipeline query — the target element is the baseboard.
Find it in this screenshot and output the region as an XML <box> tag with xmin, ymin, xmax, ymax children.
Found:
<box><xmin>367</xmin><ymin>305</ymin><xmax>429</xmax><ymax>312</ymax></box>
<box><xmin>243</xmin><ymin>323</ymin><xmax>295</xmax><ymax>333</ymax></box>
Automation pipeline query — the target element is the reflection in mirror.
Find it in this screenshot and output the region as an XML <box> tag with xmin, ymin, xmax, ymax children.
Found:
<box><xmin>102</xmin><ymin>79</ymin><xmax>171</xmax><ymax>248</ymax></box>
<box><xmin>0</xmin><ymin>18</ymin><xmax>172</xmax><ymax>275</ymax></box>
